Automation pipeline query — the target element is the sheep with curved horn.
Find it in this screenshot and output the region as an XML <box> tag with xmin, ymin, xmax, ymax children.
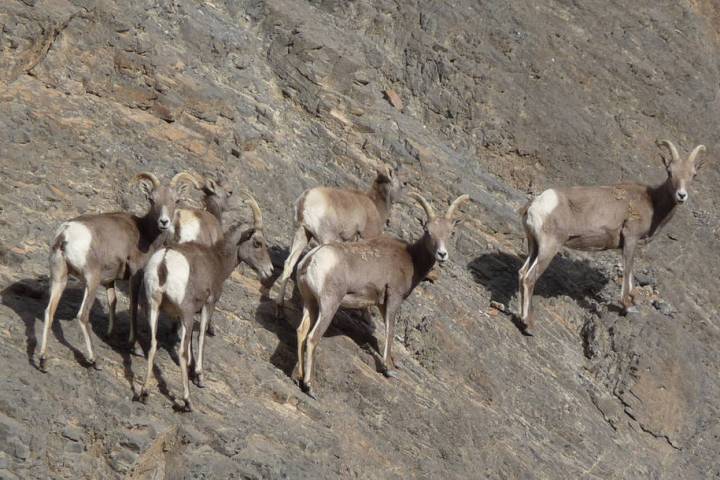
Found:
<box><xmin>275</xmin><ymin>164</ymin><xmax>406</xmax><ymax>316</ymax></box>
<box><xmin>517</xmin><ymin>140</ymin><xmax>707</xmax><ymax>335</ymax></box>
<box><xmin>38</xmin><ymin>171</ymin><xmax>196</xmax><ymax>371</ymax></box>
<box><xmin>294</xmin><ymin>192</ymin><xmax>470</xmax><ymax>398</ymax></box>
<box><xmin>136</xmin><ymin>191</ymin><xmax>274</xmax><ymax>411</ymax></box>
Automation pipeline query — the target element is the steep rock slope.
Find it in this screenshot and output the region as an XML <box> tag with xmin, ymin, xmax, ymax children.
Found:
<box><xmin>0</xmin><ymin>0</ymin><xmax>719</xmax><ymax>478</ymax></box>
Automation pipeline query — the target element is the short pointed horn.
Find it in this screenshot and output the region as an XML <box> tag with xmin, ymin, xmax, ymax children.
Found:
<box><xmin>132</xmin><ymin>172</ymin><xmax>160</xmax><ymax>189</ymax></box>
<box><xmin>170</xmin><ymin>171</ymin><xmax>203</xmax><ymax>189</ymax></box>
<box><xmin>445</xmin><ymin>194</ymin><xmax>470</xmax><ymax>220</ymax></box>
<box><xmin>243</xmin><ymin>190</ymin><xmax>263</xmax><ymax>229</ymax></box>
<box><xmin>688</xmin><ymin>144</ymin><xmax>706</xmax><ymax>164</ymax></box>
<box><xmin>657</xmin><ymin>139</ymin><xmax>680</xmax><ymax>162</ymax></box>
<box><xmin>408</xmin><ymin>192</ymin><xmax>436</xmax><ymax>221</ymax></box>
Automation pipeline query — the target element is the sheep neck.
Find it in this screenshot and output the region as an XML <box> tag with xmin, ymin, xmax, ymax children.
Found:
<box><xmin>647</xmin><ymin>177</ymin><xmax>678</xmax><ymax>238</ymax></box>
<box><xmin>408</xmin><ymin>232</ymin><xmax>437</xmax><ymax>287</ymax></box>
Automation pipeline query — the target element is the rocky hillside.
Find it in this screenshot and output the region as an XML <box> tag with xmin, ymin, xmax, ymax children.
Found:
<box><xmin>1</xmin><ymin>0</ymin><xmax>719</xmax><ymax>478</ymax></box>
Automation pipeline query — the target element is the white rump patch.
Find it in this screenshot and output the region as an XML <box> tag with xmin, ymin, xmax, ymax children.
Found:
<box><xmin>163</xmin><ymin>250</ymin><xmax>190</xmax><ymax>305</ymax></box>
<box><xmin>526</xmin><ymin>189</ymin><xmax>559</xmax><ymax>232</ymax></box>
<box><xmin>301</xmin><ymin>190</ymin><xmax>329</xmax><ymax>232</ymax></box>
<box><xmin>305</xmin><ymin>246</ymin><xmax>339</xmax><ymax>293</ymax></box>
<box><xmin>144</xmin><ymin>249</ymin><xmax>166</xmax><ymax>300</ymax></box>
<box><xmin>176</xmin><ymin>210</ymin><xmax>201</xmax><ymax>243</ymax></box>
<box><xmin>59</xmin><ymin>222</ymin><xmax>92</xmax><ymax>271</ymax></box>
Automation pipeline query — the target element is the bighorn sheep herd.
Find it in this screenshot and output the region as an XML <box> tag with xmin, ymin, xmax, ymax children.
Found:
<box><xmin>36</xmin><ymin>138</ymin><xmax>707</xmax><ymax>409</ymax></box>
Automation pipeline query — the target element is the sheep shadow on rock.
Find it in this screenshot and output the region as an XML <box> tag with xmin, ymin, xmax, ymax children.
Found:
<box><xmin>468</xmin><ymin>250</ymin><xmax>609</xmax><ymax>320</ymax></box>
<box><xmin>1</xmin><ymin>277</ymin><xmax>140</xmax><ymax>391</ymax></box>
<box><xmin>257</xmin><ymin>285</ymin><xmax>382</xmax><ymax>380</ymax></box>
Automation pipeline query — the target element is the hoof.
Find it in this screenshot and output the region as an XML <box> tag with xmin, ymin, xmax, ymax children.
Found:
<box><xmin>206</xmin><ymin>325</ymin><xmax>216</xmax><ymax>337</ymax></box>
<box><xmin>133</xmin><ymin>390</ymin><xmax>149</xmax><ymax>404</ymax></box>
<box><xmin>130</xmin><ymin>344</ymin><xmax>144</xmax><ymax>357</ymax></box>
<box><xmin>193</xmin><ymin>373</ymin><xmax>206</xmax><ymax>388</ymax></box>
<box><xmin>38</xmin><ymin>357</ymin><xmax>48</xmax><ymax>373</ymax></box>
<box><xmin>299</xmin><ymin>381</ymin><xmax>317</xmax><ymax>400</ymax></box>
<box><xmin>88</xmin><ymin>359</ymin><xmax>102</xmax><ymax>371</ymax></box>
<box><xmin>174</xmin><ymin>399</ymin><xmax>193</xmax><ymax>412</ymax></box>
<box><xmin>522</xmin><ymin>324</ymin><xmax>535</xmax><ymax>337</ymax></box>
<box><xmin>383</xmin><ymin>368</ymin><xmax>398</xmax><ymax>379</ymax></box>
<box><xmin>623</xmin><ymin>305</ymin><xmax>639</xmax><ymax>316</ymax></box>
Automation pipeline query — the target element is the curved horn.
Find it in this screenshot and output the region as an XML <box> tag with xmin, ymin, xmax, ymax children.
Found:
<box><xmin>243</xmin><ymin>190</ymin><xmax>263</xmax><ymax>230</ymax></box>
<box><xmin>688</xmin><ymin>144</ymin><xmax>706</xmax><ymax>165</ymax></box>
<box><xmin>657</xmin><ymin>139</ymin><xmax>680</xmax><ymax>163</ymax></box>
<box><xmin>445</xmin><ymin>194</ymin><xmax>470</xmax><ymax>220</ymax></box>
<box><xmin>132</xmin><ymin>172</ymin><xmax>160</xmax><ymax>189</ymax></box>
<box><xmin>408</xmin><ymin>192</ymin><xmax>436</xmax><ymax>221</ymax></box>
<box><xmin>170</xmin><ymin>171</ymin><xmax>203</xmax><ymax>189</ymax></box>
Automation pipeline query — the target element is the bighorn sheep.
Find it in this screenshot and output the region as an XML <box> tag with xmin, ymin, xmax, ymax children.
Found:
<box><xmin>173</xmin><ymin>174</ymin><xmax>233</xmax><ymax>336</ymax></box>
<box><xmin>135</xmin><ymin>193</ymin><xmax>273</xmax><ymax>411</ymax></box>
<box><xmin>518</xmin><ymin>140</ymin><xmax>707</xmax><ymax>334</ymax></box>
<box><xmin>276</xmin><ymin>165</ymin><xmax>404</xmax><ymax>315</ymax></box>
<box><xmin>295</xmin><ymin>192</ymin><xmax>469</xmax><ymax>398</ymax></box>
<box><xmin>38</xmin><ymin>172</ymin><xmax>197</xmax><ymax>371</ymax></box>
<box><xmin>174</xmin><ymin>174</ymin><xmax>232</xmax><ymax>248</ymax></box>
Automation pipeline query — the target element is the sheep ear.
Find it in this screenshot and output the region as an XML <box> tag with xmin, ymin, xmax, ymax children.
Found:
<box><xmin>175</xmin><ymin>181</ymin><xmax>193</xmax><ymax>199</ymax></box>
<box><xmin>203</xmin><ymin>178</ymin><xmax>219</xmax><ymax>195</ymax></box>
<box><xmin>376</xmin><ymin>165</ymin><xmax>391</xmax><ymax>182</ymax></box>
<box><xmin>659</xmin><ymin>153</ymin><xmax>671</xmax><ymax>169</ymax></box>
<box><xmin>138</xmin><ymin>180</ymin><xmax>154</xmax><ymax>199</ymax></box>
<box><xmin>236</xmin><ymin>228</ymin><xmax>256</xmax><ymax>245</ymax></box>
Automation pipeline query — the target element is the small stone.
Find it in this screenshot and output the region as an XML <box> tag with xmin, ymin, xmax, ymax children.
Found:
<box><xmin>634</xmin><ymin>270</ymin><xmax>655</xmax><ymax>287</ymax></box>
<box><xmin>62</xmin><ymin>427</ymin><xmax>83</xmax><ymax>443</ymax></box>
<box><xmin>489</xmin><ymin>301</ymin><xmax>507</xmax><ymax>313</ymax></box>
<box><xmin>0</xmin><ymin>468</ymin><xmax>20</xmax><ymax>480</ymax></box>
<box><xmin>110</xmin><ymin>448</ymin><xmax>138</xmax><ymax>473</ymax></box>
<box><xmin>652</xmin><ymin>299</ymin><xmax>673</xmax><ymax>316</ymax></box>
<box><xmin>385</xmin><ymin>89</ymin><xmax>403</xmax><ymax>111</ymax></box>
<box><xmin>64</xmin><ymin>442</ymin><xmax>84</xmax><ymax>454</ymax></box>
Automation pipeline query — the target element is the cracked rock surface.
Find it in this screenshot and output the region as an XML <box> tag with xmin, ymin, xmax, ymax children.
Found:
<box><xmin>1</xmin><ymin>0</ymin><xmax>719</xmax><ymax>478</ymax></box>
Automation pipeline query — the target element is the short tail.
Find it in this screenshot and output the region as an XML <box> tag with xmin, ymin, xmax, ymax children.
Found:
<box><xmin>50</xmin><ymin>224</ymin><xmax>69</xmax><ymax>254</ymax></box>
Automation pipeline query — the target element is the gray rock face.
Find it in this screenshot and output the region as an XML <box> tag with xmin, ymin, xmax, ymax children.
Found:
<box><xmin>0</xmin><ymin>0</ymin><xmax>719</xmax><ymax>478</ymax></box>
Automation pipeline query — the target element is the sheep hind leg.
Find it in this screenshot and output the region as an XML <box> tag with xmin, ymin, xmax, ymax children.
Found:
<box><xmin>176</xmin><ymin>318</ymin><xmax>193</xmax><ymax>412</ymax></box>
<box><xmin>39</xmin><ymin>253</ymin><xmax>68</xmax><ymax>372</ymax></box>
<box><xmin>105</xmin><ymin>281</ymin><xmax>117</xmax><ymax>337</ymax></box>
<box><xmin>295</xmin><ymin>301</ymin><xmax>316</xmax><ymax>382</ymax></box>
<box><xmin>521</xmin><ymin>241</ymin><xmax>559</xmax><ymax>335</ymax></box>
<box><xmin>276</xmin><ymin>227</ymin><xmax>310</xmax><ymax>317</ymax></box>
<box><xmin>135</xmin><ymin>294</ymin><xmax>160</xmax><ymax>403</ymax></box>
<box><xmin>517</xmin><ymin>231</ymin><xmax>537</xmax><ymax>320</ymax></box>
<box><xmin>301</xmin><ymin>300</ymin><xmax>340</xmax><ymax>400</ymax></box>
<box><xmin>77</xmin><ymin>273</ymin><xmax>101</xmax><ymax>369</ymax></box>
<box><xmin>193</xmin><ymin>303</ymin><xmax>214</xmax><ymax>388</ymax></box>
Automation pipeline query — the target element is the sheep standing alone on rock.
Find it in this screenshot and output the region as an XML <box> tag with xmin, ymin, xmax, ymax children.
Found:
<box><xmin>38</xmin><ymin>172</ymin><xmax>196</xmax><ymax>371</ymax></box>
<box><xmin>135</xmin><ymin>193</ymin><xmax>273</xmax><ymax>412</ymax></box>
<box><xmin>275</xmin><ymin>165</ymin><xmax>405</xmax><ymax>316</ymax></box>
<box><xmin>518</xmin><ymin>140</ymin><xmax>707</xmax><ymax>334</ymax></box>
<box><xmin>294</xmin><ymin>192</ymin><xmax>469</xmax><ymax>399</ymax></box>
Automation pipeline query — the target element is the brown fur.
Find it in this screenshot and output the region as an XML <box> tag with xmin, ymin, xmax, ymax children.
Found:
<box><xmin>294</xmin><ymin>193</ymin><xmax>469</xmax><ymax>398</ymax></box>
<box><xmin>38</xmin><ymin>173</ymin><xmax>194</xmax><ymax>372</ymax></box>
<box><xmin>276</xmin><ymin>165</ymin><xmax>406</xmax><ymax>313</ymax></box>
<box><xmin>518</xmin><ymin>141</ymin><xmax>706</xmax><ymax>333</ymax></box>
<box><xmin>136</xmin><ymin>207</ymin><xmax>273</xmax><ymax>411</ymax></box>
